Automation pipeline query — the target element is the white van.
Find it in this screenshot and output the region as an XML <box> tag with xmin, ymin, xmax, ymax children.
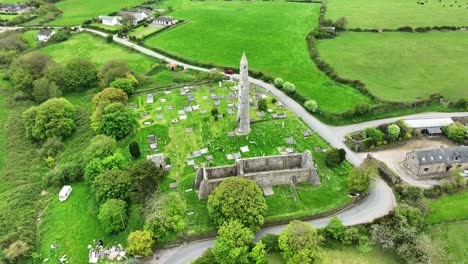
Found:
<box><xmin>59</xmin><ymin>185</ymin><xmax>72</xmax><ymax>202</ymax></box>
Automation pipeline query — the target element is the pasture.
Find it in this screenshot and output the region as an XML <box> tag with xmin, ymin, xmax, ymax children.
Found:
<box><xmin>0</xmin><ymin>14</ymin><xmax>17</xmax><ymax>21</ymax></box>
<box><xmin>49</xmin><ymin>0</ymin><xmax>146</xmax><ymax>26</ymax></box>
<box><xmin>144</xmin><ymin>1</ymin><xmax>372</xmax><ymax>113</ymax></box>
<box><xmin>316</xmin><ymin>31</ymin><xmax>468</xmax><ymax>101</ymax></box>
<box><xmin>326</xmin><ymin>0</ymin><xmax>468</xmax><ymax>29</ymax></box>
<box><xmin>425</xmin><ymin>191</ymin><xmax>468</xmax><ymax>223</ymax></box>
<box><xmin>427</xmin><ymin>220</ymin><xmax>468</xmax><ymax>263</ymax></box>
<box><xmin>129</xmin><ymin>82</ymin><xmax>352</xmax><ymax>234</ymax></box>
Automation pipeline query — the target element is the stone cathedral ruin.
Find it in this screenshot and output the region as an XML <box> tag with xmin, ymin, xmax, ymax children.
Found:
<box><xmin>194</xmin><ymin>53</ymin><xmax>321</xmax><ymax>199</ymax></box>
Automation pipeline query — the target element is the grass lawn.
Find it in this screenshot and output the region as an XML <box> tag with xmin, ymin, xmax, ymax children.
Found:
<box><xmin>266</xmin><ymin>246</ymin><xmax>401</xmax><ymax>264</ymax></box>
<box><xmin>37</xmin><ymin>182</ymin><xmax>144</xmax><ymax>263</ymax></box>
<box><xmin>426</xmin><ymin>220</ymin><xmax>468</xmax><ymax>264</ymax></box>
<box><xmin>21</xmin><ymin>29</ymin><xmax>40</xmax><ymax>48</ymax></box>
<box><xmin>425</xmin><ymin>191</ymin><xmax>468</xmax><ymax>223</ymax></box>
<box><xmin>0</xmin><ymin>14</ymin><xmax>17</xmax><ymax>21</ymax></box>
<box><xmin>144</xmin><ymin>0</ymin><xmax>372</xmax><ymax>113</ymax></box>
<box><xmin>128</xmin><ymin>81</ymin><xmax>351</xmax><ymax>235</ymax></box>
<box><xmin>49</xmin><ymin>0</ymin><xmax>147</xmax><ymax>26</ymax></box>
<box><xmin>316</xmin><ymin>31</ymin><xmax>468</xmax><ymax>101</ymax></box>
<box><xmin>326</xmin><ymin>0</ymin><xmax>468</xmax><ymax>29</ymax></box>
<box><xmin>129</xmin><ymin>24</ymin><xmax>166</xmax><ymax>39</ymax></box>
<box><xmin>89</xmin><ymin>23</ymin><xmax>121</xmax><ymax>33</ymax></box>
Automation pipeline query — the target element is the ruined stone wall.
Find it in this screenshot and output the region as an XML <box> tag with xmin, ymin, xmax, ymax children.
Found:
<box><xmin>240</xmin><ymin>155</ymin><xmax>302</xmax><ymax>174</ymax></box>
<box><xmin>196</xmin><ymin>151</ymin><xmax>320</xmax><ymax>199</ymax></box>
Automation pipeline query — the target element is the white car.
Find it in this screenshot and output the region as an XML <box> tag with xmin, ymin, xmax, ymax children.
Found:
<box><xmin>459</xmin><ymin>170</ymin><xmax>468</xmax><ymax>177</ymax></box>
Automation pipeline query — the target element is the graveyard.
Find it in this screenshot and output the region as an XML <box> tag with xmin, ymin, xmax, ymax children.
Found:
<box><xmin>129</xmin><ymin>81</ymin><xmax>351</xmax><ymax>234</ymax></box>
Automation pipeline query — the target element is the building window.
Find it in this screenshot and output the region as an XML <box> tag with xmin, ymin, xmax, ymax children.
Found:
<box><xmin>423</xmin><ymin>168</ymin><xmax>429</xmax><ymax>172</ymax></box>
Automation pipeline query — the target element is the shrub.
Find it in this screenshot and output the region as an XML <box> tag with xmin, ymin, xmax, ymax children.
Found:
<box><xmin>348</xmin><ymin>159</ymin><xmax>377</xmax><ymax>194</ymax></box>
<box><xmin>84</xmin><ymin>134</ymin><xmax>117</xmax><ymax>161</ymax></box>
<box><xmin>282</xmin><ymin>82</ymin><xmax>296</xmax><ymax>94</ymax></box>
<box><xmin>323</xmin><ymin>216</ymin><xmax>345</xmax><ymax>241</ymax></box>
<box><xmin>354</xmin><ymin>102</ymin><xmax>371</xmax><ymax>115</ymax></box>
<box><xmin>271</xmin><ymin>98</ymin><xmax>277</xmax><ymax>104</ymax></box>
<box><xmin>47</xmin><ymin>162</ymin><xmax>84</xmax><ymax>186</ymax></box>
<box><xmin>129</xmin><ymin>141</ymin><xmax>141</xmax><ymax>159</ymax></box>
<box><xmin>258</xmin><ymin>99</ymin><xmax>267</xmax><ymax>112</ymax></box>
<box><xmin>211</xmin><ymin>108</ymin><xmax>219</xmax><ymax>116</ymax></box>
<box><xmin>41</xmin><ymin>136</ymin><xmax>63</xmax><ymax>158</ymax></box>
<box><xmin>98</xmin><ymin>199</ymin><xmax>128</xmax><ymax>233</ymax></box>
<box><xmin>129</xmin><ymin>160</ymin><xmax>166</xmax><ymax>203</ymax></box>
<box><xmin>207</xmin><ymin>177</ymin><xmax>267</xmax><ymax>231</ymax></box>
<box><xmin>387</xmin><ymin>124</ymin><xmax>401</xmax><ymax>141</ymax></box>
<box><xmin>127</xmin><ymin>230</ymin><xmax>154</xmax><ymax>257</ymax></box>
<box><xmin>274</xmin><ymin>78</ymin><xmax>284</xmax><ymax>88</ymax></box>
<box><xmin>304</xmin><ymin>100</ymin><xmax>318</xmax><ymax>112</ymax></box>
<box><xmin>110</xmin><ymin>78</ymin><xmax>135</xmax><ymax>94</ymax></box>
<box><xmin>4</xmin><ymin>240</ymin><xmax>29</xmax><ymax>263</ymax></box>
<box><xmin>261</xmin><ymin>234</ymin><xmax>280</xmax><ymax>253</ymax></box>
<box><xmin>442</xmin><ymin>122</ymin><xmax>466</xmax><ymax>143</ymax></box>
<box><xmin>325</xmin><ymin>148</ymin><xmax>344</xmax><ymax>167</ymax></box>
<box><xmin>342</xmin><ymin>227</ymin><xmax>360</xmax><ymax>245</ymax></box>
<box><xmin>250</xmin><ymin>241</ymin><xmax>266</xmax><ymax>264</ymax></box>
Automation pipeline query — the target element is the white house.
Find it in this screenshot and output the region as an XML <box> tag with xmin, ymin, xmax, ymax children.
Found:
<box><xmin>36</xmin><ymin>29</ymin><xmax>55</xmax><ymax>42</ymax></box>
<box><xmin>59</xmin><ymin>185</ymin><xmax>72</xmax><ymax>202</ymax></box>
<box><xmin>154</xmin><ymin>16</ymin><xmax>178</xmax><ymax>26</ymax></box>
<box><xmin>99</xmin><ymin>15</ymin><xmax>120</xmax><ymax>26</ymax></box>
<box><xmin>120</xmin><ymin>11</ymin><xmax>148</xmax><ymax>24</ymax></box>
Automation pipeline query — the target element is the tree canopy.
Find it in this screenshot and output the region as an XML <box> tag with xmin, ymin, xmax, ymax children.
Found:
<box><xmin>207</xmin><ymin>177</ymin><xmax>267</xmax><ymax>231</ymax></box>
<box><xmin>212</xmin><ymin>220</ymin><xmax>254</xmax><ymax>264</ymax></box>
<box><xmin>99</xmin><ymin>102</ymin><xmax>134</xmax><ymax>139</ymax></box>
<box><xmin>63</xmin><ymin>58</ymin><xmax>97</xmax><ymax>91</ymax></box>
<box><xmin>23</xmin><ymin>98</ymin><xmax>76</xmax><ymax>140</ymax></box>
<box><xmin>97</xmin><ymin>199</ymin><xmax>127</xmax><ymax>233</ymax></box>
<box><xmin>279</xmin><ymin>220</ymin><xmax>324</xmax><ymax>264</ymax></box>
<box><xmin>144</xmin><ymin>192</ymin><xmax>186</xmax><ymax>238</ymax></box>
<box><xmin>93</xmin><ymin>170</ymin><xmax>132</xmax><ymax>203</ymax></box>
<box><xmin>127</xmin><ymin>230</ymin><xmax>154</xmax><ymax>257</ymax></box>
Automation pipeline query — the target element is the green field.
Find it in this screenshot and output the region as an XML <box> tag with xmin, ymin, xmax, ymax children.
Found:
<box><xmin>129</xmin><ymin>83</ymin><xmax>351</xmax><ymax>234</ymax></box>
<box><xmin>425</xmin><ymin>192</ymin><xmax>468</xmax><ymax>223</ymax></box>
<box><xmin>0</xmin><ymin>14</ymin><xmax>17</xmax><ymax>21</ymax></box>
<box><xmin>326</xmin><ymin>0</ymin><xmax>468</xmax><ymax>29</ymax></box>
<box><xmin>427</xmin><ymin>220</ymin><xmax>468</xmax><ymax>263</ymax></box>
<box><xmin>144</xmin><ymin>1</ymin><xmax>372</xmax><ymax>113</ymax></box>
<box><xmin>49</xmin><ymin>0</ymin><xmax>146</xmax><ymax>26</ymax></box>
<box><xmin>316</xmin><ymin>31</ymin><xmax>468</xmax><ymax>101</ymax></box>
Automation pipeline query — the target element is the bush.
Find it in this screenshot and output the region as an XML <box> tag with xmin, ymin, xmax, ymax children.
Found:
<box><xmin>84</xmin><ymin>134</ymin><xmax>117</xmax><ymax>161</ymax></box>
<box><xmin>127</xmin><ymin>230</ymin><xmax>154</xmax><ymax>257</ymax></box>
<box><xmin>323</xmin><ymin>216</ymin><xmax>345</xmax><ymax>241</ymax></box>
<box><xmin>47</xmin><ymin>162</ymin><xmax>84</xmax><ymax>186</ymax></box>
<box><xmin>353</xmin><ymin>102</ymin><xmax>371</xmax><ymax>115</ymax></box>
<box><xmin>282</xmin><ymin>82</ymin><xmax>296</xmax><ymax>94</ymax></box>
<box><xmin>274</xmin><ymin>78</ymin><xmax>284</xmax><ymax>88</ymax></box>
<box><xmin>129</xmin><ymin>141</ymin><xmax>141</xmax><ymax>159</ymax></box>
<box><xmin>258</xmin><ymin>99</ymin><xmax>267</xmax><ymax>112</ymax></box>
<box><xmin>325</xmin><ymin>148</ymin><xmax>344</xmax><ymax>167</ymax></box>
<box><xmin>261</xmin><ymin>234</ymin><xmax>280</xmax><ymax>253</ymax></box>
<box><xmin>129</xmin><ymin>160</ymin><xmax>166</xmax><ymax>203</ymax></box>
<box><xmin>304</xmin><ymin>100</ymin><xmax>318</xmax><ymax>112</ymax></box>
<box><xmin>207</xmin><ymin>177</ymin><xmax>267</xmax><ymax>231</ymax></box>
<box><xmin>110</xmin><ymin>77</ymin><xmax>135</xmax><ymax>94</ymax></box>
<box><xmin>41</xmin><ymin>136</ymin><xmax>63</xmax><ymax>158</ymax></box>
<box><xmin>387</xmin><ymin>124</ymin><xmax>401</xmax><ymax>141</ymax></box>
<box><xmin>98</xmin><ymin>199</ymin><xmax>128</xmax><ymax>233</ymax></box>
<box><xmin>4</xmin><ymin>240</ymin><xmax>29</xmax><ymax>263</ymax></box>
<box><xmin>348</xmin><ymin>159</ymin><xmax>377</xmax><ymax>194</ymax></box>
<box><xmin>211</xmin><ymin>108</ymin><xmax>219</xmax><ymax>116</ymax></box>
<box><xmin>443</xmin><ymin>122</ymin><xmax>466</xmax><ymax>143</ymax></box>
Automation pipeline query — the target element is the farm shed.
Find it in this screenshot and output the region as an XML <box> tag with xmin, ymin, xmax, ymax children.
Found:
<box><xmin>404</xmin><ymin>118</ymin><xmax>454</xmax><ymax>135</ymax></box>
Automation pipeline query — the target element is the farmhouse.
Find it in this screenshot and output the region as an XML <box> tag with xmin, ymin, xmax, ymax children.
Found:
<box><xmin>404</xmin><ymin>118</ymin><xmax>454</xmax><ymax>136</ymax></box>
<box><xmin>404</xmin><ymin>146</ymin><xmax>468</xmax><ymax>178</ymax></box>
<box><xmin>154</xmin><ymin>16</ymin><xmax>178</xmax><ymax>25</ymax></box>
<box><xmin>0</xmin><ymin>3</ymin><xmax>30</xmax><ymax>13</ymax></box>
<box><xmin>195</xmin><ymin>150</ymin><xmax>321</xmax><ymax>199</ymax></box>
<box><xmin>36</xmin><ymin>30</ymin><xmax>55</xmax><ymax>42</ymax></box>
<box><xmin>99</xmin><ymin>15</ymin><xmax>120</xmax><ymax>26</ymax></box>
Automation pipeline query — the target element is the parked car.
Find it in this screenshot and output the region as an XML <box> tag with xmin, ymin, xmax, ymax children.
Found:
<box><xmin>459</xmin><ymin>170</ymin><xmax>468</xmax><ymax>177</ymax></box>
<box><xmin>225</xmin><ymin>69</ymin><xmax>234</xmax><ymax>75</ymax></box>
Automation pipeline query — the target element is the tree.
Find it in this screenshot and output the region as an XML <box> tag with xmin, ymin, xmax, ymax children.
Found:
<box><xmin>211</xmin><ymin>108</ymin><xmax>219</xmax><ymax>116</ymax></box>
<box><xmin>348</xmin><ymin>159</ymin><xmax>377</xmax><ymax>194</ymax></box>
<box><xmin>121</xmin><ymin>14</ymin><xmax>136</xmax><ymax>27</ymax></box>
<box><xmin>212</xmin><ymin>220</ymin><xmax>254</xmax><ymax>264</ymax></box>
<box><xmin>84</xmin><ymin>151</ymin><xmax>128</xmax><ymax>183</ymax></box>
<box><xmin>258</xmin><ymin>99</ymin><xmax>267</xmax><ymax>112</ymax></box>
<box><xmin>45</xmin><ymin>62</ymin><xmax>65</xmax><ymax>89</ymax></box>
<box><xmin>323</xmin><ymin>216</ymin><xmax>345</xmax><ymax>241</ymax></box>
<box><xmin>207</xmin><ymin>177</ymin><xmax>267</xmax><ymax>231</ymax></box>
<box><xmin>250</xmin><ymin>241</ymin><xmax>266</xmax><ymax>264</ymax></box>
<box><xmin>84</xmin><ymin>134</ymin><xmax>117</xmax><ymax>161</ymax></box>
<box><xmin>23</xmin><ymin>98</ymin><xmax>76</xmax><ymax>140</ymax></box>
<box><xmin>111</xmin><ymin>77</ymin><xmax>135</xmax><ymax>94</ymax></box>
<box><xmin>91</xmin><ymin>87</ymin><xmax>129</xmax><ymax>130</ymax></box>
<box><xmin>63</xmin><ymin>58</ymin><xmax>97</xmax><ymax>91</ymax></box>
<box><xmin>98</xmin><ymin>199</ymin><xmax>128</xmax><ymax>233</ymax></box>
<box><xmin>304</xmin><ymin>100</ymin><xmax>318</xmax><ymax>112</ymax></box>
<box><xmin>9</xmin><ymin>52</ymin><xmax>53</xmax><ymax>94</ymax></box>
<box><xmin>127</xmin><ymin>230</ymin><xmax>154</xmax><ymax>257</ymax></box>
<box><xmin>31</xmin><ymin>77</ymin><xmax>62</xmax><ymax>102</ymax></box>
<box><xmin>364</xmin><ymin>126</ymin><xmax>385</xmax><ymax>143</ymax></box>
<box><xmin>334</xmin><ymin>17</ymin><xmax>348</xmax><ymax>30</ymax></box>
<box><xmin>342</xmin><ymin>227</ymin><xmax>360</xmax><ymax>245</ymax></box>
<box><xmin>129</xmin><ymin>141</ymin><xmax>141</xmax><ymax>159</ymax></box>
<box><xmin>129</xmin><ymin>160</ymin><xmax>166</xmax><ymax>202</ymax></box>
<box><xmin>4</xmin><ymin>240</ymin><xmax>29</xmax><ymax>263</ymax></box>
<box><xmin>387</xmin><ymin>124</ymin><xmax>401</xmax><ymax>141</ymax></box>
<box><xmin>274</xmin><ymin>78</ymin><xmax>284</xmax><ymax>88</ymax></box>
<box><xmin>278</xmin><ymin>220</ymin><xmax>324</xmax><ymax>264</ymax></box>
<box><xmin>261</xmin><ymin>234</ymin><xmax>280</xmax><ymax>253</ymax></box>
<box><xmin>98</xmin><ymin>60</ymin><xmax>131</xmax><ymax>87</ymax></box>
<box><xmin>93</xmin><ymin>170</ymin><xmax>132</xmax><ymax>203</ymax></box>
<box><xmin>144</xmin><ymin>192</ymin><xmax>186</xmax><ymax>238</ymax></box>
<box><xmin>325</xmin><ymin>148</ymin><xmax>344</xmax><ymax>167</ymax></box>
<box><xmin>443</xmin><ymin>121</ymin><xmax>466</xmax><ymax>143</ymax></box>
<box><xmin>354</xmin><ymin>102</ymin><xmax>371</xmax><ymax>115</ymax></box>
<box><xmin>394</xmin><ymin>203</ymin><xmax>424</xmax><ymax>228</ymax></box>
<box><xmin>99</xmin><ymin>102</ymin><xmax>134</xmax><ymax>139</ymax></box>
<box><xmin>282</xmin><ymin>82</ymin><xmax>295</xmax><ymax>94</ymax></box>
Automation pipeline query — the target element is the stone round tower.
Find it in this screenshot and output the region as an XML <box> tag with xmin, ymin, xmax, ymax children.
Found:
<box><xmin>235</xmin><ymin>52</ymin><xmax>251</xmax><ymax>135</ymax></box>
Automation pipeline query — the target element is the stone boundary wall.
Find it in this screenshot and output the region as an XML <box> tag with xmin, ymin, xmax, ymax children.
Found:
<box><xmin>196</xmin><ymin>150</ymin><xmax>320</xmax><ymax>199</ymax></box>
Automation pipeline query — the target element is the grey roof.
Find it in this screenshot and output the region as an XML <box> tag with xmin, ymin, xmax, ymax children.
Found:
<box><xmin>38</xmin><ymin>30</ymin><xmax>53</xmax><ymax>37</ymax></box>
<box><xmin>426</xmin><ymin>127</ymin><xmax>443</xmax><ymax>135</ymax></box>
<box><xmin>155</xmin><ymin>16</ymin><xmax>177</xmax><ymax>22</ymax></box>
<box><xmin>410</xmin><ymin>146</ymin><xmax>468</xmax><ymax>165</ymax></box>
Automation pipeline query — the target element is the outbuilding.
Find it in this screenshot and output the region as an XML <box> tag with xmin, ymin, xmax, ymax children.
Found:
<box><xmin>154</xmin><ymin>16</ymin><xmax>178</xmax><ymax>25</ymax></box>
<box><xmin>404</xmin><ymin>118</ymin><xmax>454</xmax><ymax>135</ymax></box>
<box><xmin>59</xmin><ymin>185</ymin><xmax>72</xmax><ymax>202</ymax></box>
<box><xmin>36</xmin><ymin>29</ymin><xmax>55</xmax><ymax>42</ymax></box>
<box><xmin>99</xmin><ymin>15</ymin><xmax>120</xmax><ymax>26</ymax></box>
